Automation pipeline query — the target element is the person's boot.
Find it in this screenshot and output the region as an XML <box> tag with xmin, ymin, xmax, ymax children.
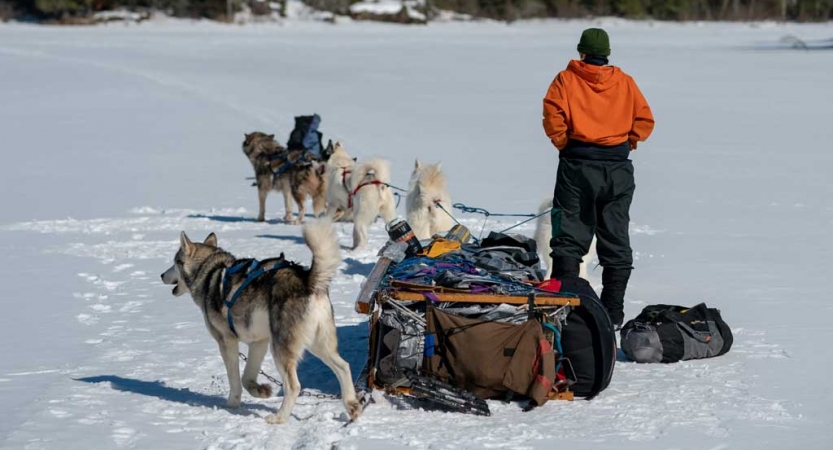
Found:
<box><xmin>550</xmin><ymin>255</ymin><xmax>581</xmax><ymax>278</ymax></box>
<box><xmin>600</xmin><ymin>267</ymin><xmax>631</xmax><ymax>329</ymax></box>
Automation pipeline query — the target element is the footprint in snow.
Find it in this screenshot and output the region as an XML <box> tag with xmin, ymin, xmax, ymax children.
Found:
<box><xmin>89</xmin><ymin>304</ymin><xmax>112</xmax><ymax>313</ymax></box>
<box><xmin>119</xmin><ymin>301</ymin><xmax>143</xmax><ymax>313</ymax></box>
<box><xmin>77</xmin><ymin>313</ymin><xmax>99</xmax><ymax>325</ymax></box>
<box><xmin>111</xmin><ymin>425</ymin><xmax>137</xmax><ymax>447</ymax></box>
<box><xmin>112</xmin><ymin>264</ymin><xmax>134</xmax><ymax>273</ymax></box>
<box><xmin>49</xmin><ymin>409</ymin><xmax>71</xmax><ymax>418</ymax></box>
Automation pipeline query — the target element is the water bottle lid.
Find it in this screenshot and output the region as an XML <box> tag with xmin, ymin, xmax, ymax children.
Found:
<box><xmin>385</xmin><ymin>217</ymin><xmax>404</xmax><ymax>232</ymax></box>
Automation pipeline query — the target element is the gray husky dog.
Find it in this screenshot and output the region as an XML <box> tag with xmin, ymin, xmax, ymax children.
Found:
<box><xmin>160</xmin><ymin>219</ymin><xmax>361</xmax><ymax>424</ymax></box>
<box><xmin>242</xmin><ymin>132</ymin><xmax>332</xmax><ymax>224</ymax></box>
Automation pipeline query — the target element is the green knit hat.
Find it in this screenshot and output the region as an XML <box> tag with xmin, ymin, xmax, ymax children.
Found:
<box><xmin>577</xmin><ymin>28</ymin><xmax>611</xmax><ymax>57</ymax></box>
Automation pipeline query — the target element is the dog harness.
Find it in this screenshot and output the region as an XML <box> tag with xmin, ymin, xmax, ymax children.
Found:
<box><xmin>221</xmin><ymin>258</ymin><xmax>289</xmax><ymax>337</ymax></box>
<box><xmin>348</xmin><ymin>180</ymin><xmax>386</xmax><ymax>209</ymax></box>
<box><xmin>268</xmin><ymin>150</ymin><xmax>311</xmax><ymax>184</ymax></box>
<box><xmin>271</xmin><ymin>161</ymin><xmax>293</xmax><ymax>183</ymax></box>
<box><xmin>340</xmin><ymin>168</ymin><xmax>352</xmax><ymax>189</ymax></box>
<box><xmin>341</xmin><ymin>167</ymin><xmax>403</xmax><ymax>209</ymax></box>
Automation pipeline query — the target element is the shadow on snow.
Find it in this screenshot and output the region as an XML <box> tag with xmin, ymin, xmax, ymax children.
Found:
<box><xmin>75</xmin><ymin>323</ymin><xmax>369</xmax><ymax>408</ymax></box>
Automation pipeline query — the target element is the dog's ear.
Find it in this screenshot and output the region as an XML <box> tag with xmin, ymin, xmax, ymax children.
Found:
<box><xmin>268</xmin><ymin>134</ymin><xmax>275</xmax><ymax>141</ymax></box>
<box><xmin>335</xmin><ymin>140</ymin><xmax>344</xmax><ymax>150</ymax></box>
<box><xmin>414</xmin><ymin>159</ymin><xmax>422</xmax><ymax>170</ymax></box>
<box><xmin>180</xmin><ymin>231</ymin><xmax>195</xmax><ymax>255</ymax></box>
<box><xmin>204</xmin><ymin>233</ymin><xmax>218</xmax><ymax>247</ymax></box>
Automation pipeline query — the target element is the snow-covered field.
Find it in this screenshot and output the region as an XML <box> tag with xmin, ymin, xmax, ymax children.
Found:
<box><xmin>1</xmin><ymin>17</ymin><xmax>832</xmax><ymax>449</ymax></box>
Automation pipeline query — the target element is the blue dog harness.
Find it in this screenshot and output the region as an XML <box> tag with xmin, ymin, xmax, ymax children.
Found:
<box><xmin>268</xmin><ymin>150</ymin><xmax>311</xmax><ymax>184</ymax></box>
<box><xmin>268</xmin><ymin>154</ymin><xmax>294</xmax><ymax>184</ymax></box>
<box><xmin>221</xmin><ymin>258</ymin><xmax>289</xmax><ymax>337</ymax></box>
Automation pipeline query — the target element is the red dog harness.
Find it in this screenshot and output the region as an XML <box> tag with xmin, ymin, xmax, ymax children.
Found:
<box><xmin>341</xmin><ymin>168</ymin><xmax>352</xmax><ymax>189</ymax></box>
<box><xmin>341</xmin><ymin>167</ymin><xmax>387</xmax><ymax>209</ymax></box>
<box><xmin>348</xmin><ymin>180</ymin><xmax>385</xmax><ymax>209</ymax></box>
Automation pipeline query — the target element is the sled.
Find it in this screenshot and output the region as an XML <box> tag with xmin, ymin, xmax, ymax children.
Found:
<box><xmin>351</xmin><ymin>235</ymin><xmax>614</xmax><ymax>414</ymax></box>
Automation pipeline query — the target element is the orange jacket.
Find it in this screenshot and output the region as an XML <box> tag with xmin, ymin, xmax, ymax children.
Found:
<box><xmin>543</xmin><ymin>60</ymin><xmax>654</xmax><ymax>150</ymax></box>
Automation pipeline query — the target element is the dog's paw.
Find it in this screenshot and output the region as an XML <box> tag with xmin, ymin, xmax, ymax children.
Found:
<box><xmin>226</xmin><ymin>398</ymin><xmax>242</xmax><ymax>409</ymax></box>
<box><xmin>245</xmin><ymin>382</ymin><xmax>272</xmax><ymax>399</ymax></box>
<box><xmin>291</xmin><ymin>218</ymin><xmax>304</xmax><ymax>226</ymax></box>
<box><xmin>256</xmin><ymin>215</ymin><xmax>265</xmax><ymax>223</ymax></box>
<box><xmin>345</xmin><ymin>398</ymin><xmax>362</xmax><ymax>421</ymax></box>
<box><xmin>283</xmin><ymin>214</ymin><xmax>294</xmax><ymax>223</ymax></box>
<box><xmin>265</xmin><ymin>413</ymin><xmax>288</xmax><ymax>425</ymax></box>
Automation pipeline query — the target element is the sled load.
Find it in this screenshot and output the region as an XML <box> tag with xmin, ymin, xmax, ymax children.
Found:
<box><xmin>286</xmin><ymin>114</ymin><xmax>325</xmax><ymax>158</ymax></box>
<box><xmin>354</xmin><ymin>222</ymin><xmax>617</xmax><ymax>415</ymax></box>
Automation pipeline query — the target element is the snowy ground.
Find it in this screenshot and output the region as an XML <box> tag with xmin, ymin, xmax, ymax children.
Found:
<box><xmin>1</xmin><ymin>18</ymin><xmax>832</xmax><ymax>449</ymax></box>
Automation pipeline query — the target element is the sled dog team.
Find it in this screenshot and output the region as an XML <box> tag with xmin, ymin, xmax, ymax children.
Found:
<box><xmin>242</xmin><ymin>131</ymin><xmax>573</xmax><ymax>271</ymax></box>
<box><xmin>160</xmin><ymin>132</ymin><xmax>590</xmax><ymax>424</ymax></box>
<box><xmin>161</xmin><ymin>134</ymin><xmax>476</xmax><ymax>425</ymax></box>
<box><xmin>243</xmin><ymin>132</ymin><xmax>455</xmax><ymax>250</ymax></box>
<box><xmin>161</xmin><ymin>26</ymin><xmax>652</xmax><ymax>425</ymax></box>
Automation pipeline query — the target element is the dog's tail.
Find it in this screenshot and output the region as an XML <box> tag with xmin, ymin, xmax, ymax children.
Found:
<box><xmin>303</xmin><ymin>218</ymin><xmax>341</xmax><ymax>296</ymax></box>
<box><xmin>350</xmin><ymin>158</ymin><xmax>391</xmax><ymax>189</ymax></box>
<box><xmin>535</xmin><ymin>197</ymin><xmax>554</xmax><ymax>280</ymax></box>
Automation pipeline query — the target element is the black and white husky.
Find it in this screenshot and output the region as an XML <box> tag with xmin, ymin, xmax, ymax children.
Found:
<box><xmin>160</xmin><ymin>219</ymin><xmax>360</xmax><ymax>424</ymax></box>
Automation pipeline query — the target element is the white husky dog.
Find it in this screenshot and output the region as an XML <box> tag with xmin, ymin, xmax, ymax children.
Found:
<box><xmin>325</xmin><ymin>141</ymin><xmax>357</xmax><ymax>222</ymax></box>
<box><xmin>406</xmin><ymin>160</ymin><xmax>455</xmax><ymax>241</ymax></box>
<box><xmin>535</xmin><ymin>197</ymin><xmax>597</xmax><ymax>280</ymax></box>
<box><xmin>328</xmin><ymin>157</ymin><xmax>396</xmax><ymax>250</ymax></box>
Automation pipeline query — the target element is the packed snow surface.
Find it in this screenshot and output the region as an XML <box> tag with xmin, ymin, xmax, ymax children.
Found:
<box><xmin>1</xmin><ymin>17</ymin><xmax>832</xmax><ymax>450</ymax></box>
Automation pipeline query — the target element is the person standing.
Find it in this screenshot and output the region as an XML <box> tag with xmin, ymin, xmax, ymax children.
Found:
<box><xmin>542</xmin><ymin>28</ymin><xmax>655</xmax><ymax>328</ymax></box>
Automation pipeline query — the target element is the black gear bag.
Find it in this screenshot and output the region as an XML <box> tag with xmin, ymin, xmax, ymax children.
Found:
<box><xmin>286</xmin><ymin>114</ymin><xmax>324</xmax><ymax>157</ymax></box>
<box><xmin>620</xmin><ymin>303</ymin><xmax>733</xmax><ymax>363</ymax></box>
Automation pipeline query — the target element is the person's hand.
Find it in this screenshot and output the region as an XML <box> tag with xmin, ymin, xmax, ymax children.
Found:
<box><xmin>629</xmin><ymin>140</ymin><xmax>638</xmax><ymax>151</ymax></box>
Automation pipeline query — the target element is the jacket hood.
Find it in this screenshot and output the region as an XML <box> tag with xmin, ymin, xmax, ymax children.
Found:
<box><xmin>567</xmin><ymin>60</ymin><xmax>624</xmax><ymax>93</ymax></box>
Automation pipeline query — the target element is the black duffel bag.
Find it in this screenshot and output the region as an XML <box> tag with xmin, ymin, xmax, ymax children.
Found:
<box><xmin>558</xmin><ymin>276</ymin><xmax>616</xmax><ymax>398</ymax></box>
<box><xmin>620</xmin><ymin>303</ymin><xmax>733</xmax><ymax>363</ymax></box>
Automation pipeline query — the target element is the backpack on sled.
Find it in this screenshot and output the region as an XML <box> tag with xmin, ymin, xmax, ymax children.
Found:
<box><xmin>620</xmin><ymin>303</ymin><xmax>733</xmax><ymax>363</ymax></box>
<box><xmin>287</xmin><ymin>114</ymin><xmax>324</xmax><ymax>157</ymax></box>
<box><xmin>540</xmin><ymin>275</ymin><xmax>616</xmax><ymax>398</ymax></box>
